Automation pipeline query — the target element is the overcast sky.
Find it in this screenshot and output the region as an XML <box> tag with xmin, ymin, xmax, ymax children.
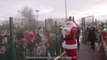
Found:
<box><xmin>0</xmin><ymin>0</ymin><xmax>107</xmax><ymax>21</ymax></box>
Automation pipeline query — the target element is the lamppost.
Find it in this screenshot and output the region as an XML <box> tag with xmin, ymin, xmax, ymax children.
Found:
<box><xmin>65</xmin><ymin>0</ymin><xmax>68</xmax><ymax>19</ymax></box>
<box><xmin>35</xmin><ymin>10</ymin><xmax>39</xmax><ymax>21</ymax></box>
<box><xmin>35</xmin><ymin>10</ymin><xmax>39</xmax><ymax>27</ymax></box>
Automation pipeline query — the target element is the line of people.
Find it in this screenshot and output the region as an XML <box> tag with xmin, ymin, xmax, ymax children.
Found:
<box><xmin>85</xmin><ymin>22</ymin><xmax>107</xmax><ymax>60</ymax></box>
<box><xmin>0</xmin><ymin>25</ymin><xmax>64</xmax><ymax>60</ymax></box>
<box><xmin>61</xmin><ymin>16</ymin><xmax>107</xmax><ymax>60</ymax></box>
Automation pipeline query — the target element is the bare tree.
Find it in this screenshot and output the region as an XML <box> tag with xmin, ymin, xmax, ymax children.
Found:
<box><xmin>19</xmin><ymin>6</ymin><xmax>37</xmax><ymax>30</ymax></box>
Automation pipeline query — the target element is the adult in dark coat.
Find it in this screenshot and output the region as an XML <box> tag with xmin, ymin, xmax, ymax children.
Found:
<box><xmin>76</xmin><ymin>27</ymin><xmax>81</xmax><ymax>49</ymax></box>
<box><xmin>88</xmin><ymin>27</ymin><xmax>97</xmax><ymax>49</ymax></box>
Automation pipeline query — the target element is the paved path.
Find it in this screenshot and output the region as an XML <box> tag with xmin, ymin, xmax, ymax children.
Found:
<box><xmin>55</xmin><ymin>44</ymin><xmax>95</xmax><ymax>60</ymax></box>
<box><xmin>78</xmin><ymin>44</ymin><xmax>95</xmax><ymax>60</ymax></box>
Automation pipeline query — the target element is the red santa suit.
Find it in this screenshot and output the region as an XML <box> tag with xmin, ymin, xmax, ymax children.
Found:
<box><xmin>101</xmin><ymin>29</ymin><xmax>106</xmax><ymax>41</ymax></box>
<box><xmin>99</xmin><ymin>23</ymin><xmax>106</xmax><ymax>41</ymax></box>
<box><xmin>62</xmin><ymin>20</ymin><xmax>77</xmax><ymax>60</ymax></box>
<box><xmin>99</xmin><ymin>24</ymin><xmax>107</xmax><ymax>48</ymax></box>
<box><xmin>100</xmin><ymin>29</ymin><xmax>107</xmax><ymax>49</ymax></box>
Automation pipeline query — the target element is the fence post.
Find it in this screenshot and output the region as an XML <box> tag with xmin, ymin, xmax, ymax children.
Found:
<box><xmin>9</xmin><ymin>17</ymin><xmax>17</xmax><ymax>60</ymax></box>
<box><xmin>45</xmin><ymin>19</ymin><xmax>47</xmax><ymax>32</ymax></box>
<box><xmin>105</xmin><ymin>20</ymin><xmax>107</xmax><ymax>44</ymax></box>
<box><xmin>82</xmin><ymin>18</ymin><xmax>85</xmax><ymax>43</ymax></box>
<box><xmin>95</xmin><ymin>19</ymin><xmax>97</xmax><ymax>29</ymax></box>
<box><xmin>55</xmin><ymin>21</ymin><xmax>58</xmax><ymax>56</ymax></box>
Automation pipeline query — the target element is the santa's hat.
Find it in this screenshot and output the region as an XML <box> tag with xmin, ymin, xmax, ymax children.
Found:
<box><xmin>65</xmin><ymin>16</ymin><xmax>74</xmax><ymax>22</ymax></box>
<box><xmin>65</xmin><ymin>19</ymin><xmax>77</xmax><ymax>28</ymax></box>
<box><xmin>99</xmin><ymin>22</ymin><xmax>105</xmax><ymax>28</ymax></box>
<box><xmin>65</xmin><ymin>19</ymin><xmax>71</xmax><ymax>22</ymax></box>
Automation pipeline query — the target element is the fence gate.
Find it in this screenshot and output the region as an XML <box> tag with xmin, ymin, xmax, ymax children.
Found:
<box><xmin>81</xmin><ymin>16</ymin><xmax>94</xmax><ymax>43</ymax></box>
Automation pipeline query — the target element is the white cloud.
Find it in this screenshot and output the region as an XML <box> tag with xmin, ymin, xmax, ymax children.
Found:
<box><xmin>73</xmin><ymin>4</ymin><xmax>107</xmax><ymax>20</ymax></box>
<box><xmin>0</xmin><ymin>0</ymin><xmax>107</xmax><ymax>21</ymax></box>
<box><xmin>39</xmin><ymin>8</ymin><xmax>53</xmax><ymax>14</ymax></box>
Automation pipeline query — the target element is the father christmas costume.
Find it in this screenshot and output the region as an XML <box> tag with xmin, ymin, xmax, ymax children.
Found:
<box><xmin>61</xmin><ymin>19</ymin><xmax>77</xmax><ymax>60</ymax></box>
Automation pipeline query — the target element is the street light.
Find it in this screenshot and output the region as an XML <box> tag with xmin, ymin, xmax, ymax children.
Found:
<box><xmin>35</xmin><ymin>10</ymin><xmax>39</xmax><ymax>27</ymax></box>
<box><xmin>35</xmin><ymin>10</ymin><xmax>39</xmax><ymax>21</ymax></box>
<box><xmin>65</xmin><ymin>0</ymin><xmax>68</xmax><ymax>19</ymax></box>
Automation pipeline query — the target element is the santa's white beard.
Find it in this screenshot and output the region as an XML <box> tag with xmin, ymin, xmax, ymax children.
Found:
<box><xmin>61</xmin><ymin>27</ymin><xmax>71</xmax><ymax>38</ymax></box>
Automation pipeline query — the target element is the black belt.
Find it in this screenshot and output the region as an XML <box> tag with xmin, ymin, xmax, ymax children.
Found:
<box><xmin>64</xmin><ymin>38</ymin><xmax>75</xmax><ymax>41</ymax></box>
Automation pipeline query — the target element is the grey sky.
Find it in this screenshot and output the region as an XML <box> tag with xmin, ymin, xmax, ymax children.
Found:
<box><xmin>0</xmin><ymin>0</ymin><xmax>107</xmax><ymax>21</ymax></box>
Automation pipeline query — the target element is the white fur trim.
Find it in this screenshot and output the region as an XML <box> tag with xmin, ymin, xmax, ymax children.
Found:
<box><xmin>61</xmin><ymin>27</ymin><xmax>71</xmax><ymax>38</ymax></box>
<box><xmin>62</xmin><ymin>41</ymin><xmax>66</xmax><ymax>48</ymax></box>
<box><xmin>62</xmin><ymin>41</ymin><xmax>77</xmax><ymax>49</ymax></box>
<box><xmin>65</xmin><ymin>44</ymin><xmax>77</xmax><ymax>49</ymax></box>
<box><xmin>65</xmin><ymin>21</ymin><xmax>77</xmax><ymax>28</ymax></box>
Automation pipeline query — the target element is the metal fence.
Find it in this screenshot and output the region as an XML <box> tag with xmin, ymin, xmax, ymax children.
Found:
<box><xmin>1</xmin><ymin>16</ymin><xmax>107</xmax><ymax>60</ymax></box>
<box><xmin>0</xmin><ymin>17</ymin><xmax>64</xmax><ymax>60</ymax></box>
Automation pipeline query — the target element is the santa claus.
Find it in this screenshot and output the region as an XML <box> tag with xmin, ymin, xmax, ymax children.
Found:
<box><xmin>61</xmin><ymin>17</ymin><xmax>77</xmax><ymax>60</ymax></box>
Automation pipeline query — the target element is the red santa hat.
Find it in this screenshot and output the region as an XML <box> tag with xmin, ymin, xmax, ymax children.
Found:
<box><xmin>65</xmin><ymin>18</ymin><xmax>77</xmax><ymax>28</ymax></box>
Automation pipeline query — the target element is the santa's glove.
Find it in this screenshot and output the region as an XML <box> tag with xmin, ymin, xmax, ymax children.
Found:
<box><xmin>61</xmin><ymin>27</ymin><xmax>64</xmax><ymax>30</ymax></box>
